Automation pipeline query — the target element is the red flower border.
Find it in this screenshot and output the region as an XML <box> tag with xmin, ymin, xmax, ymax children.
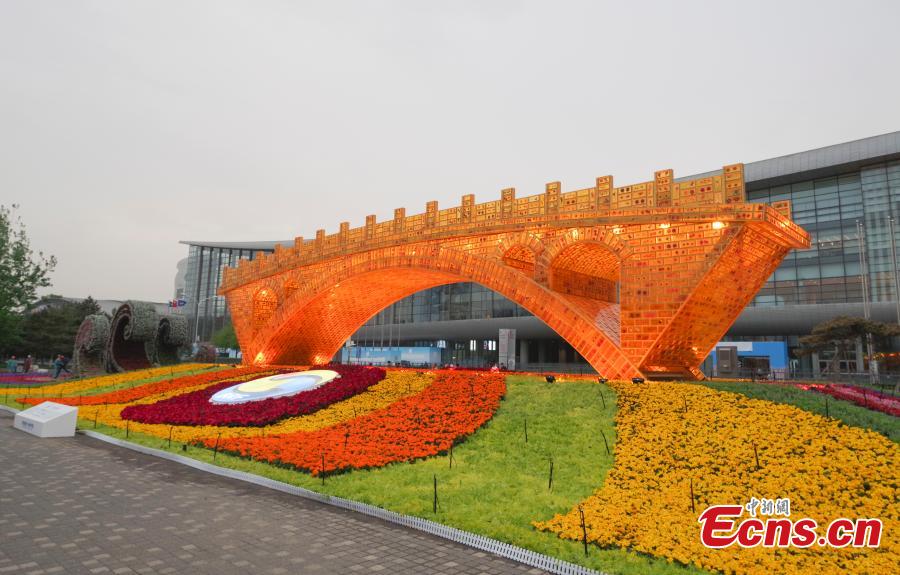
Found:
<box><xmin>121</xmin><ymin>365</ymin><xmax>385</xmax><ymax>427</ymax></box>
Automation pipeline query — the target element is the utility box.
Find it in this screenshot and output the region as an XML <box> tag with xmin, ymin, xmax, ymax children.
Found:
<box><xmin>14</xmin><ymin>402</ymin><xmax>78</xmax><ymax>438</ymax></box>
<box><xmin>717</xmin><ymin>346</ymin><xmax>739</xmax><ymax>377</ymax></box>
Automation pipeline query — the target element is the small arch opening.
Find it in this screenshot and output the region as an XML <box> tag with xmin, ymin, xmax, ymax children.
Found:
<box><xmin>502</xmin><ymin>244</ymin><xmax>536</xmax><ymax>275</ymax></box>
<box><xmin>549</xmin><ymin>242</ymin><xmax>620</xmax><ymax>303</ymax></box>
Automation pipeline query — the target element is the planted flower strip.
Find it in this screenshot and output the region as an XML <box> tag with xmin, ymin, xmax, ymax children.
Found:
<box><xmin>72</xmin><ymin>370</ymin><xmax>434</xmax><ymax>443</ymax></box>
<box><xmin>204</xmin><ymin>371</ymin><xmax>505</xmax><ymax>475</ymax></box>
<box><xmin>1</xmin><ymin>363</ymin><xmax>209</xmax><ymax>397</ymax></box>
<box><xmin>18</xmin><ymin>366</ymin><xmax>272</xmax><ymax>407</ymax></box>
<box><xmin>121</xmin><ymin>365</ymin><xmax>386</xmax><ymax>427</ymax></box>
<box><xmin>798</xmin><ymin>383</ymin><xmax>900</xmax><ymax>417</ymax></box>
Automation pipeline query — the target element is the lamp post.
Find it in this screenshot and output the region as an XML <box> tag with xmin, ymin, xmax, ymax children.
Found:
<box><xmin>857</xmin><ymin>220</ymin><xmax>879</xmax><ymax>385</ymax></box>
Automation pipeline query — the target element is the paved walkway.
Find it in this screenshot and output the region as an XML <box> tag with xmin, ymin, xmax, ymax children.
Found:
<box><xmin>0</xmin><ymin>412</ymin><xmax>547</xmax><ymax>575</ymax></box>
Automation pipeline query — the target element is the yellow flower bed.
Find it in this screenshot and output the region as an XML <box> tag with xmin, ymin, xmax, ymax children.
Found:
<box><xmin>536</xmin><ymin>381</ymin><xmax>899</xmax><ymax>575</ymax></box>
<box><xmin>1</xmin><ymin>363</ymin><xmax>211</xmax><ymax>397</ymax></box>
<box><xmin>78</xmin><ymin>370</ymin><xmax>433</xmax><ymax>444</ymax></box>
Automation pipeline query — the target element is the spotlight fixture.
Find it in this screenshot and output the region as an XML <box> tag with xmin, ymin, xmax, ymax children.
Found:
<box><xmin>545</xmin><ymin>375</ymin><xmax>556</xmax><ymax>383</ymax></box>
<box><xmin>631</xmin><ymin>377</ymin><xmax>645</xmax><ymax>384</ymax></box>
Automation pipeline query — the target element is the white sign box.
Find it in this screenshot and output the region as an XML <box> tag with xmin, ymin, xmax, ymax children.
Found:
<box><xmin>14</xmin><ymin>402</ymin><xmax>78</xmax><ymax>438</ymax></box>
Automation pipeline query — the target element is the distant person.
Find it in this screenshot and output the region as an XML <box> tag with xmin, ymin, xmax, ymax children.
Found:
<box><xmin>23</xmin><ymin>355</ymin><xmax>32</xmax><ymax>373</ymax></box>
<box><xmin>5</xmin><ymin>355</ymin><xmax>16</xmax><ymax>373</ymax></box>
<box><xmin>53</xmin><ymin>354</ymin><xmax>71</xmax><ymax>379</ymax></box>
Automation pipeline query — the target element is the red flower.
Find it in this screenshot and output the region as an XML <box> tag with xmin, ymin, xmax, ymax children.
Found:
<box><xmin>204</xmin><ymin>371</ymin><xmax>506</xmax><ymax>474</ymax></box>
<box><xmin>121</xmin><ymin>365</ymin><xmax>386</xmax><ymax>427</ymax></box>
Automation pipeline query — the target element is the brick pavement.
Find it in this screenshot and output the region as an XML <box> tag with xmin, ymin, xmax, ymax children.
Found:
<box><xmin>0</xmin><ymin>411</ymin><xmax>547</xmax><ymax>575</ymax></box>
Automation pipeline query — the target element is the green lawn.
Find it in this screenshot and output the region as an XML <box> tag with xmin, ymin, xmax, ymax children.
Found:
<box><xmin>697</xmin><ymin>380</ymin><xmax>899</xmax><ymax>443</ymax></box>
<box><xmin>5</xmin><ymin>375</ymin><xmax>707</xmax><ymax>575</ymax></box>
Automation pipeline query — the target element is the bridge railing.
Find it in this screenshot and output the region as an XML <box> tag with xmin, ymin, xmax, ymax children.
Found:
<box><xmin>219</xmin><ymin>163</ymin><xmax>805</xmax><ymax>291</ymax></box>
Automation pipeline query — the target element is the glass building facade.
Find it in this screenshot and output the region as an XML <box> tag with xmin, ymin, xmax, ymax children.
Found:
<box><xmin>748</xmin><ymin>159</ymin><xmax>900</xmax><ymax>307</ymax></box>
<box><xmin>365</xmin><ymin>283</ymin><xmax>532</xmax><ymax>326</ymax></box>
<box><xmin>181</xmin><ymin>243</ymin><xmax>270</xmax><ymax>342</ymax></box>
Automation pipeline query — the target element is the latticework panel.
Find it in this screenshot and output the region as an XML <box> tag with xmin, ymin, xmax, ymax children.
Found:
<box><xmin>222</xmin><ymin>164</ymin><xmax>810</xmax><ymax>380</ymax></box>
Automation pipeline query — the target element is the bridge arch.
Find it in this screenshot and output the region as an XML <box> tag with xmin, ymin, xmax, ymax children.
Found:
<box><xmin>244</xmin><ymin>245</ymin><xmax>642</xmax><ymax>378</ymax></box>
<box><xmin>501</xmin><ymin>244</ymin><xmax>537</xmax><ymax>276</ymax></box>
<box><xmin>534</xmin><ymin>227</ymin><xmax>628</xmax><ymax>284</ymax></box>
<box><xmin>548</xmin><ymin>241</ymin><xmax>621</xmax><ymax>304</ymax></box>
<box><xmin>493</xmin><ymin>232</ymin><xmax>544</xmax><ymax>277</ymax></box>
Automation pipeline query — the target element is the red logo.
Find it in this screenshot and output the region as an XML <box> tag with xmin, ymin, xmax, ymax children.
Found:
<box><xmin>698</xmin><ymin>499</ymin><xmax>882</xmax><ymax>549</ymax></box>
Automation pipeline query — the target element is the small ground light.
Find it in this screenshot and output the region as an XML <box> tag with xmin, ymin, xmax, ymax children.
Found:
<box><xmin>545</xmin><ymin>375</ymin><xmax>556</xmax><ymax>383</ymax></box>
<box><xmin>631</xmin><ymin>377</ymin><xmax>645</xmax><ymax>384</ymax></box>
<box><xmin>598</xmin><ymin>377</ymin><xmax>608</xmax><ymax>384</ymax></box>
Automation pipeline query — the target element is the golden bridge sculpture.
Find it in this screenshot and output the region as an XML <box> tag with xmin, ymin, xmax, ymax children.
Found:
<box><xmin>220</xmin><ymin>164</ymin><xmax>809</xmax><ymax>380</ymax></box>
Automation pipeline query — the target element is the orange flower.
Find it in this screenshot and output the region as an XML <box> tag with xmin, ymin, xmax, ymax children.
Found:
<box><xmin>204</xmin><ymin>371</ymin><xmax>505</xmax><ymax>475</ymax></box>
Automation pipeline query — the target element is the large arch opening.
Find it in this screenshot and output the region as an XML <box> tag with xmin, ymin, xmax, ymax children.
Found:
<box><xmin>548</xmin><ymin>242</ymin><xmax>620</xmax><ymax>303</ymax></box>
<box><xmin>255</xmin><ymin>268</ymin><xmax>459</xmax><ymax>365</ymax></box>
<box><xmin>247</xmin><ymin>251</ymin><xmax>639</xmax><ymax>378</ymax></box>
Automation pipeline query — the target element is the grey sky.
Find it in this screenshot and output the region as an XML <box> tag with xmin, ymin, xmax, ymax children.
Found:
<box><xmin>2</xmin><ymin>0</ymin><xmax>899</xmax><ymax>302</ymax></box>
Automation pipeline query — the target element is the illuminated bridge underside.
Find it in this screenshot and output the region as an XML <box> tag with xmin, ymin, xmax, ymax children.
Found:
<box><xmin>221</xmin><ymin>165</ymin><xmax>809</xmax><ymax>380</ymax></box>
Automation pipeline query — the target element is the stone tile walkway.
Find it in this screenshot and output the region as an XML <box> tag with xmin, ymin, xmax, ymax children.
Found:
<box><xmin>0</xmin><ymin>412</ymin><xmax>547</xmax><ymax>574</ymax></box>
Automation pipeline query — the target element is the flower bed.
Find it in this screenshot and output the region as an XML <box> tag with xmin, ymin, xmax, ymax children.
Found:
<box><xmin>77</xmin><ymin>369</ymin><xmax>434</xmax><ymax>443</ymax></box>
<box><xmin>121</xmin><ymin>365</ymin><xmax>386</xmax><ymax>427</ymax></box>
<box><xmin>1</xmin><ymin>363</ymin><xmax>210</xmax><ymax>397</ymax></box>
<box><xmin>204</xmin><ymin>371</ymin><xmax>506</xmax><ymax>475</ymax></box>
<box><xmin>18</xmin><ymin>366</ymin><xmax>272</xmax><ymax>407</ymax></box>
<box><xmin>0</xmin><ymin>374</ymin><xmax>54</xmax><ymax>384</ymax></box>
<box><xmin>798</xmin><ymin>382</ymin><xmax>900</xmax><ymax>417</ymax></box>
<box><xmin>535</xmin><ymin>380</ymin><xmax>899</xmax><ymax>575</ymax></box>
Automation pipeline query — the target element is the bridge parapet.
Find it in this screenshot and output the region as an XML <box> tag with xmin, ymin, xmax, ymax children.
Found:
<box><xmin>221</xmin><ymin>163</ymin><xmax>808</xmax><ymax>292</ymax></box>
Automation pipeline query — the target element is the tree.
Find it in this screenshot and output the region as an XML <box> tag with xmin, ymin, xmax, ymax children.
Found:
<box><xmin>0</xmin><ymin>204</ymin><xmax>57</xmax><ymax>354</ymax></box>
<box><xmin>16</xmin><ymin>296</ymin><xmax>103</xmax><ymax>360</ymax></box>
<box><xmin>797</xmin><ymin>316</ymin><xmax>900</xmax><ymax>375</ymax></box>
<box><xmin>211</xmin><ymin>322</ymin><xmax>239</xmax><ymax>350</ymax></box>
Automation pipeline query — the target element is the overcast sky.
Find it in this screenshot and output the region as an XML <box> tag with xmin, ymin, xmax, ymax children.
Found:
<box><xmin>2</xmin><ymin>0</ymin><xmax>899</xmax><ymax>302</ymax></box>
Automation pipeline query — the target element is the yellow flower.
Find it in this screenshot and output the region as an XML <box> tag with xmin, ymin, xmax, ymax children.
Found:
<box><xmin>3</xmin><ymin>363</ymin><xmax>211</xmax><ymax>397</ymax></box>
<box><xmin>535</xmin><ymin>381</ymin><xmax>899</xmax><ymax>575</ymax></box>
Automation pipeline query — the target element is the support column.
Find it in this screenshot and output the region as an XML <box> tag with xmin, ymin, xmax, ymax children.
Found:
<box><xmin>519</xmin><ymin>339</ymin><xmax>529</xmax><ymax>370</ymax></box>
